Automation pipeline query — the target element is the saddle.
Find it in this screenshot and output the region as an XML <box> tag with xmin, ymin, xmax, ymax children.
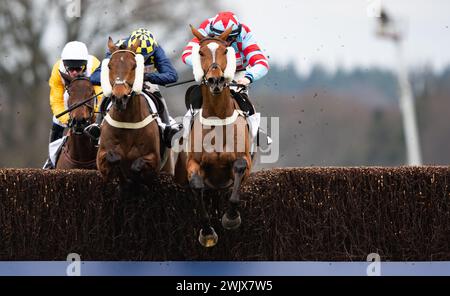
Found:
<box><xmin>142</xmin><ymin>88</ymin><xmax>165</xmax><ymax>117</ymax></box>
<box><xmin>141</xmin><ymin>90</ymin><xmax>169</xmax><ymax>165</ymax></box>
<box><xmin>184</xmin><ymin>85</ymin><xmax>267</xmax><ymax>149</ymax></box>
<box><xmin>184</xmin><ymin>85</ymin><xmax>255</xmax><ymax>115</ymax></box>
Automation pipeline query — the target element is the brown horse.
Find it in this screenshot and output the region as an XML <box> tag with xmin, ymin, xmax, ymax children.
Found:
<box><xmin>97</xmin><ymin>38</ymin><xmax>171</xmax><ymax>193</ymax></box>
<box><xmin>175</xmin><ymin>26</ymin><xmax>252</xmax><ymax>247</ymax></box>
<box><xmin>55</xmin><ymin>73</ymin><xmax>98</xmax><ymax>170</ymax></box>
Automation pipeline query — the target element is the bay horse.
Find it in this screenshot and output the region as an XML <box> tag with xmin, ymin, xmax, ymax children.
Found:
<box><xmin>175</xmin><ymin>26</ymin><xmax>252</xmax><ymax>247</ymax></box>
<box><xmin>97</xmin><ymin>38</ymin><xmax>172</xmax><ymax>193</ymax></box>
<box><xmin>55</xmin><ymin>72</ymin><xmax>98</xmax><ymax>170</ymax></box>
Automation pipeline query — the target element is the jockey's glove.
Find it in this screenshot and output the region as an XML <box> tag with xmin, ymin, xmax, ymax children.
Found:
<box><xmin>237</xmin><ymin>77</ymin><xmax>251</xmax><ymax>87</ymax></box>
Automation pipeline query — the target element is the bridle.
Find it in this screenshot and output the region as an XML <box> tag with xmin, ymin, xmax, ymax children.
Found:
<box><xmin>193</xmin><ymin>37</ymin><xmax>247</xmax><ymax>100</ymax></box>
<box><xmin>66</xmin><ymin>76</ymin><xmax>95</xmax><ymax>135</ymax></box>
<box><xmin>100</xmin><ymin>47</ymin><xmax>155</xmax><ymax>129</ymax></box>
<box><xmin>108</xmin><ymin>49</ymin><xmax>138</xmax><ymax>100</ymax></box>
<box><xmin>198</xmin><ymin>38</ymin><xmax>230</xmax><ymax>87</ymax></box>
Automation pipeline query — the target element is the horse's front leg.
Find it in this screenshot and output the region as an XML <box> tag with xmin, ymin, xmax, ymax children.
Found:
<box><xmin>174</xmin><ymin>151</ymin><xmax>189</xmax><ymax>186</ymax></box>
<box><xmin>97</xmin><ymin>148</ymin><xmax>123</xmax><ymax>180</ymax></box>
<box><xmin>98</xmin><ymin>147</ymin><xmax>132</xmax><ymax>198</ymax></box>
<box><xmin>187</xmin><ymin>158</ymin><xmax>218</xmax><ymax>248</ymax></box>
<box><xmin>130</xmin><ymin>152</ymin><xmax>159</xmax><ymax>189</ymax></box>
<box><xmin>222</xmin><ymin>157</ymin><xmax>248</xmax><ymax>230</ymax></box>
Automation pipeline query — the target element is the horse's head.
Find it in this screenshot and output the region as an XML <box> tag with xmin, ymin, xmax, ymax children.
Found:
<box><xmin>190</xmin><ymin>25</ymin><xmax>236</xmax><ymax>95</ymax></box>
<box><xmin>100</xmin><ymin>37</ymin><xmax>145</xmax><ymax>111</ymax></box>
<box><xmin>60</xmin><ymin>71</ymin><xmax>95</xmax><ymax>135</ymax></box>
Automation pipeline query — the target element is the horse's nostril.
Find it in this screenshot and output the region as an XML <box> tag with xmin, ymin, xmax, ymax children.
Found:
<box><xmin>74</xmin><ymin>118</ymin><xmax>88</xmax><ymax>126</ymax></box>
<box><xmin>207</xmin><ymin>77</ymin><xmax>216</xmax><ymax>85</ymax></box>
<box><xmin>219</xmin><ymin>76</ymin><xmax>225</xmax><ymax>83</ymax></box>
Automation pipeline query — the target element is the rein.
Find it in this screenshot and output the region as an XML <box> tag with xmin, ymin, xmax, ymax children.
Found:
<box><xmin>67</xmin><ymin>77</ymin><xmax>95</xmax><ymax>119</ymax></box>
<box><xmin>57</xmin><ymin>76</ymin><xmax>99</xmax><ymax>134</ymax></box>
<box><xmin>55</xmin><ymin>91</ymin><xmax>102</xmax><ymax>119</ymax></box>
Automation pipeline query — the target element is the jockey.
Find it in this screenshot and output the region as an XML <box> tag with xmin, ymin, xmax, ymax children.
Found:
<box><xmin>43</xmin><ymin>41</ymin><xmax>102</xmax><ymax>169</ymax></box>
<box><xmin>181</xmin><ymin>11</ymin><xmax>271</xmax><ymax>145</ymax></box>
<box><xmin>87</xmin><ymin>28</ymin><xmax>181</xmax><ymax>148</ymax></box>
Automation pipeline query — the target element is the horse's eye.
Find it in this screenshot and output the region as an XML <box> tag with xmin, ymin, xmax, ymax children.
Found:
<box><xmin>224</xmin><ymin>49</ymin><xmax>228</xmax><ymax>54</ymax></box>
<box><xmin>199</xmin><ymin>51</ymin><xmax>204</xmax><ymax>57</ymax></box>
<box><xmin>132</xmin><ymin>64</ymin><xmax>136</xmax><ymax>70</ymax></box>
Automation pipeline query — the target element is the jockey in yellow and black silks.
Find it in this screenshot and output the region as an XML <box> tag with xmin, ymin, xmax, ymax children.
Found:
<box><xmin>43</xmin><ymin>41</ymin><xmax>102</xmax><ymax>169</ymax></box>
<box><xmin>85</xmin><ymin>28</ymin><xmax>181</xmax><ymax>148</ymax></box>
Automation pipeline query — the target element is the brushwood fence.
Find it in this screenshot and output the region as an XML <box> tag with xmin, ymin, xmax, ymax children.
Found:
<box><xmin>0</xmin><ymin>167</ymin><xmax>449</xmax><ymax>260</ymax></box>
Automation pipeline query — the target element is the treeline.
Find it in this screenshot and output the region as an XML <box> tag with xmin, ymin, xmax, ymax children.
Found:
<box><xmin>2</xmin><ymin>63</ymin><xmax>450</xmax><ymax>167</ymax></box>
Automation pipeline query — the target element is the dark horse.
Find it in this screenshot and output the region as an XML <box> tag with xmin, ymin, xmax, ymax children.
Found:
<box><xmin>97</xmin><ymin>38</ymin><xmax>172</xmax><ymax>192</ymax></box>
<box><xmin>55</xmin><ymin>72</ymin><xmax>98</xmax><ymax>169</ymax></box>
<box><xmin>175</xmin><ymin>26</ymin><xmax>253</xmax><ymax>247</ymax></box>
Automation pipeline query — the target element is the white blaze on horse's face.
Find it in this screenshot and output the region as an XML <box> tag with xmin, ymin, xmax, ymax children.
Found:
<box><xmin>191</xmin><ymin>41</ymin><xmax>236</xmax><ymax>84</ymax></box>
<box><xmin>207</xmin><ymin>42</ymin><xmax>220</xmax><ymax>64</ymax></box>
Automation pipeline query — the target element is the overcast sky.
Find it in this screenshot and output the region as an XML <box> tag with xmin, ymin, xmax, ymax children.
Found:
<box><xmin>219</xmin><ymin>0</ymin><xmax>450</xmax><ymax>74</ymax></box>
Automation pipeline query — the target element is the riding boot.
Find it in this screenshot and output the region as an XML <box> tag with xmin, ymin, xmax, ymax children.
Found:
<box><xmin>51</xmin><ymin>123</ymin><xmax>65</xmax><ymax>142</ymax></box>
<box><xmin>154</xmin><ymin>92</ymin><xmax>183</xmax><ymax>148</ymax></box>
<box><xmin>84</xmin><ymin>96</ymin><xmax>110</xmax><ymax>142</ymax></box>
<box><xmin>43</xmin><ymin>123</ymin><xmax>65</xmax><ymax>169</ymax></box>
<box><xmin>232</xmin><ymin>91</ymin><xmax>272</xmax><ymax>147</ymax></box>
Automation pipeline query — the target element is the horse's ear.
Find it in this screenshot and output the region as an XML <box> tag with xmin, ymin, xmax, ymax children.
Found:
<box><xmin>130</xmin><ymin>39</ymin><xmax>141</xmax><ymax>53</ymax></box>
<box><xmin>190</xmin><ymin>24</ymin><xmax>205</xmax><ymax>41</ymax></box>
<box><xmin>218</xmin><ymin>26</ymin><xmax>233</xmax><ymax>42</ymax></box>
<box><xmin>107</xmin><ymin>36</ymin><xmax>117</xmax><ymax>53</ymax></box>
<box><xmin>59</xmin><ymin>70</ymin><xmax>73</xmax><ymax>85</ymax></box>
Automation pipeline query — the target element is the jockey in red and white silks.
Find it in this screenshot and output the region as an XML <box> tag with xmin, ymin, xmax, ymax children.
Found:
<box><xmin>182</xmin><ymin>11</ymin><xmax>269</xmax><ymax>86</ymax></box>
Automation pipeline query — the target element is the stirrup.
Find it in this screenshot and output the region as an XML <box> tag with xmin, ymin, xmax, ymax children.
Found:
<box><xmin>43</xmin><ymin>158</ymin><xmax>54</xmax><ymax>169</ymax></box>
<box><xmin>163</xmin><ymin>123</ymin><xmax>183</xmax><ymax>148</ymax></box>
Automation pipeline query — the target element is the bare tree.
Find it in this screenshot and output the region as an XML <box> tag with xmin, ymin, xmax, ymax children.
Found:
<box><xmin>0</xmin><ymin>0</ymin><xmax>219</xmax><ymax>167</ymax></box>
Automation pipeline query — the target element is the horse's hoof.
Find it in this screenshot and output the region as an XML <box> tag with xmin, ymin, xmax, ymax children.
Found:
<box><xmin>106</xmin><ymin>151</ymin><xmax>121</xmax><ymax>164</ymax></box>
<box><xmin>131</xmin><ymin>158</ymin><xmax>146</xmax><ymax>173</ymax></box>
<box><xmin>222</xmin><ymin>211</ymin><xmax>241</xmax><ymax>230</ymax></box>
<box><xmin>138</xmin><ymin>183</ymin><xmax>150</xmax><ymax>196</ymax></box>
<box><xmin>189</xmin><ymin>174</ymin><xmax>204</xmax><ymax>190</ymax></box>
<box><xmin>198</xmin><ymin>227</ymin><xmax>218</xmax><ymax>248</ymax></box>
